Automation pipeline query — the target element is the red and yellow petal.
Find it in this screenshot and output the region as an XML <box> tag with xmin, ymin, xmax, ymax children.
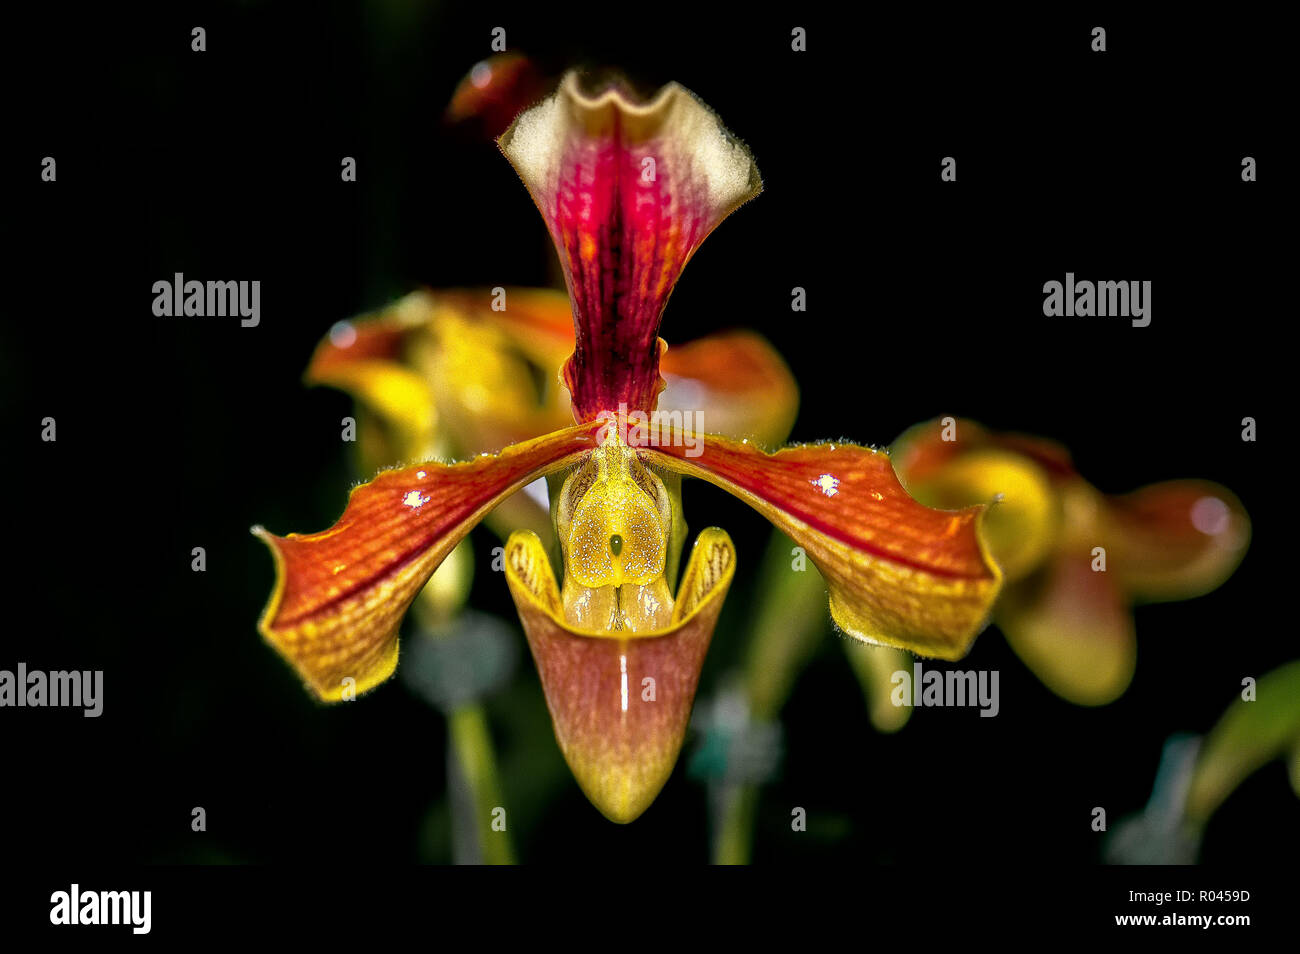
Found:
<box><xmin>254</xmin><ymin>422</ymin><xmax>601</xmax><ymax>701</ymax></box>
<box><xmin>499</xmin><ymin>71</ymin><xmax>762</xmax><ymax>421</ymax></box>
<box><xmin>1101</xmin><ymin>480</ymin><xmax>1251</xmax><ymax>603</ymax></box>
<box><xmin>503</xmin><ymin>527</ymin><xmax>737</xmax><ymax>823</ymax></box>
<box><xmin>648</xmin><ymin>433</ymin><xmax>1002</xmax><ymax>660</ymax></box>
<box><xmin>996</xmin><ymin>550</ymin><xmax>1136</xmax><ymax>706</ymax></box>
<box><xmin>659</xmin><ymin>330</ymin><xmax>799</xmax><ymax>449</ymax></box>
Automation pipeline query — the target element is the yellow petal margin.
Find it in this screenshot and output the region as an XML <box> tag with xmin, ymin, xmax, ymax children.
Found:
<box><xmin>648</xmin><ymin>433</ymin><xmax>1003</xmax><ymax>660</ymax></box>
<box><xmin>253</xmin><ymin>423</ymin><xmax>600</xmax><ymax>701</ymax></box>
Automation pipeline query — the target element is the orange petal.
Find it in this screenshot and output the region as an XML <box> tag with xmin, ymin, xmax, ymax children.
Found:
<box><xmin>659</xmin><ymin>331</ymin><xmax>799</xmax><ymax>448</ymax></box>
<box><xmin>503</xmin><ymin>527</ymin><xmax>736</xmax><ymax>823</ymax></box>
<box><xmin>499</xmin><ymin>72</ymin><xmax>762</xmax><ymax>420</ymax></box>
<box><xmin>253</xmin><ymin>423</ymin><xmax>600</xmax><ymax>701</ymax></box>
<box><xmin>996</xmin><ymin>550</ymin><xmax>1136</xmax><ymax>706</ymax></box>
<box><xmin>1101</xmin><ymin>480</ymin><xmax>1250</xmax><ymax>603</ymax></box>
<box><xmin>647</xmin><ymin>433</ymin><xmax>1002</xmax><ymax>660</ymax></box>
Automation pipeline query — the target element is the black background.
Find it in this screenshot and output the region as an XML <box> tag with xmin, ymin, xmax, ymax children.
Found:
<box><xmin>4</xmin><ymin>0</ymin><xmax>1290</xmax><ymax>879</ymax></box>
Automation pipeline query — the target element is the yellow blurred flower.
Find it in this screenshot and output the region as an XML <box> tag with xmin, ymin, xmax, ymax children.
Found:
<box><xmin>891</xmin><ymin>418</ymin><xmax>1250</xmax><ymax>705</ymax></box>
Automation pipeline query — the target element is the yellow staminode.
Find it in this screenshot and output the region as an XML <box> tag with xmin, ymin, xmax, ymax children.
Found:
<box><xmin>557</xmin><ymin>432</ymin><xmax>671</xmax><ymax>590</ymax></box>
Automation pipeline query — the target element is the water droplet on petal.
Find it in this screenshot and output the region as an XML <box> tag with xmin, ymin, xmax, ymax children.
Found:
<box><xmin>811</xmin><ymin>473</ymin><xmax>840</xmax><ymax>497</ymax></box>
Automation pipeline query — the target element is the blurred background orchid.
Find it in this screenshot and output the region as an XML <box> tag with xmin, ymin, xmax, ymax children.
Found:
<box><xmin>891</xmin><ymin>417</ymin><xmax>1251</xmax><ymax>706</ymax></box>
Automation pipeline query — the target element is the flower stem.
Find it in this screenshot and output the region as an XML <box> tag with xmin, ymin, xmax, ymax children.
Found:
<box><xmin>711</xmin><ymin>531</ymin><xmax>829</xmax><ymax>865</ymax></box>
<box><xmin>447</xmin><ymin>703</ymin><xmax>515</xmax><ymax>865</ymax></box>
<box><xmin>713</xmin><ymin>782</ymin><xmax>759</xmax><ymax>865</ymax></box>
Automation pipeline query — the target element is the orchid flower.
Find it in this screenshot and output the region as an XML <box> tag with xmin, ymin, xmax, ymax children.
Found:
<box><xmin>255</xmin><ymin>73</ymin><xmax>1002</xmax><ymax>822</ymax></box>
<box><xmin>890</xmin><ymin>418</ymin><xmax>1251</xmax><ymax>705</ymax></box>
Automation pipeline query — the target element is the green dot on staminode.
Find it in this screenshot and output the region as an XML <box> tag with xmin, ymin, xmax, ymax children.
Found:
<box><xmin>610</xmin><ymin>534</ymin><xmax>623</xmax><ymax>556</ymax></box>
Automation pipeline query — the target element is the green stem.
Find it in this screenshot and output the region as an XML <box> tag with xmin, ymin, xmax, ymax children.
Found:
<box><xmin>713</xmin><ymin>783</ymin><xmax>759</xmax><ymax>865</ymax></box>
<box><xmin>448</xmin><ymin>703</ymin><xmax>516</xmax><ymax>865</ymax></box>
<box><xmin>711</xmin><ymin>531</ymin><xmax>829</xmax><ymax>865</ymax></box>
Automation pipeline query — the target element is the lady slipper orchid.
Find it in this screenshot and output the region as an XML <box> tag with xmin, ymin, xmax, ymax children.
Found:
<box><xmin>890</xmin><ymin>418</ymin><xmax>1251</xmax><ymax>705</ymax></box>
<box><xmin>256</xmin><ymin>72</ymin><xmax>1003</xmax><ymax>823</ymax></box>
